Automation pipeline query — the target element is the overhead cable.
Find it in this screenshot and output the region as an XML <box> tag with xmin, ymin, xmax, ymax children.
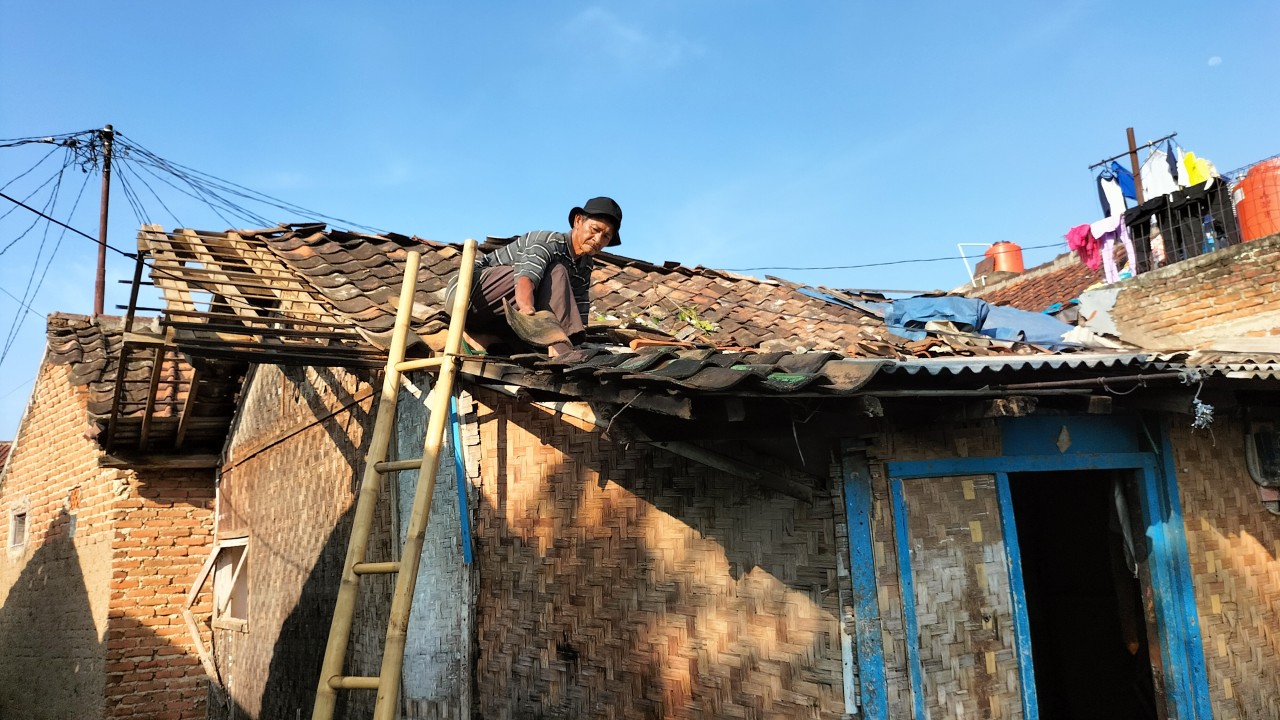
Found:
<box><xmin>720</xmin><ymin>241</ymin><xmax>1065</xmax><ymax>272</ymax></box>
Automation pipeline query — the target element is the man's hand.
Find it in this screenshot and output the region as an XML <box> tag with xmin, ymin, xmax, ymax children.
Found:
<box><xmin>514</xmin><ymin>276</ymin><xmax>537</xmax><ymax>315</ymax></box>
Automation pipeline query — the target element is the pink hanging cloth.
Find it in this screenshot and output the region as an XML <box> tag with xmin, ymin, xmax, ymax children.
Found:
<box><xmin>1066</xmin><ymin>224</ymin><xmax>1101</xmax><ymax>271</ymax></box>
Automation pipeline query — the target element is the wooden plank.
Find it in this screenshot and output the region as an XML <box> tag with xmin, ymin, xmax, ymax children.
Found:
<box><xmin>104</xmin><ymin>340</ymin><xmax>136</xmax><ymax>453</ymax></box>
<box><xmin>473</xmin><ymin>366</ymin><xmax>694</xmax><ymax>419</ymax></box>
<box><xmin>106</xmin><ymin>249</ymin><xmax>155</xmax><ymax>453</ymax></box>
<box><xmin>99</xmin><ymin>453</ymin><xmax>219</xmax><ymax>469</ymax></box>
<box><xmin>181</xmin><ymin>543</ymin><xmax>222</xmax><ymax>684</ymax></box>
<box><xmin>176</xmin><ymin>227</ymin><xmax>280</xmax><ymax>311</ymax></box>
<box><xmin>163</xmin><ymin>344</ymin><xmax>384</xmax><ymax>370</ymax></box>
<box><xmin>163</xmin><ymin>320</ymin><xmax>364</xmax><ymax>341</ymax></box>
<box><xmin>145</xmin><ymin>243</ymin><xmax>202</xmax><ymax>313</ymax></box>
<box><xmin>159</xmin><ymin>308</ymin><xmax>353</xmax><ymax>329</ymax></box>
<box><xmin>173</xmin><ymin>338</ymin><xmax>383</xmax><ymax>359</ymax></box>
<box><xmin>1152</xmin><ymin>422</ymin><xmax>1213</xmax><ymax>718</ymax></box>
<box><xmin>995</xmin><ymin>472</ymin><xmax>1040</xmax><ymax>719</ymax></box>
<box><xmin>137</xmin><ymin>345</ymin><xmax>168</xmax><ymax>450</ymax></box>
<box><xmin>149</xmin><ymin>263</ymin><xmax>310</xmax><ymax>291</ymax></box>
<box><xmin>175</xmin><ymin>365</ymin><xmax>200</xmax><ymax>449</ymax></box>
<box><xmin>888</xmin><ymin>453</ymin><xmax>1157</xmax><ymax>479</ymax></box>
<box><xmin>842</xmin><ymin>446</ymin><xmax>887</xmax><ymax>719</ymax></box>
<box><xmin>889</xmin><ymin>477</ymin><xmax>927</xmax><ymax>720</ymax></box>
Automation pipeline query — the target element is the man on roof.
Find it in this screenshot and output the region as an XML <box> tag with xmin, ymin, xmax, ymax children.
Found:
<box><xmin>444</xmin><ymin>196</ymin><xmax>622</xmax><ymax>357</ymax></box>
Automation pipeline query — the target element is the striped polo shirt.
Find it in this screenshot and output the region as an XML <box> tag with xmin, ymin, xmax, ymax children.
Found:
<box><xmin>449</xmin><ymin>231</ymin><xmax>594</xmax><ymax>322</ymax></box>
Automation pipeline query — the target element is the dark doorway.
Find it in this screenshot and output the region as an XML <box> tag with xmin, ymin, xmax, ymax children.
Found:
<box><xmin>1008</xmin><ymin>471</ymin><xmax>1159</xmax><ymax>720</ymax></box>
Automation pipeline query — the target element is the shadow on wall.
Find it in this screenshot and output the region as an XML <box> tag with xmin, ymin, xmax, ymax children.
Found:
<box><xmin>210</xmin><ymin>366</ymin><xmax>374</xmax><ymax>720</ymax></box>
<box><xmin>258</xmin><ymin>503</ymin><xmax>357</xmax><ymax>720</ymax></box>
<box><xmin>470</xmin><ymin>400</ymin><xmax>842</xmax><ymax>719</ymax></box>
<box><xmin>215</xmin><ymin>379</ymin><xmax>840</xmax><ymax>719</ymax></box>
<box><xmin>0</xmin><ymin>507</ymin><xmax>209</xmax><ymax>719</ymax></box>
<box><xmin>204</xmin><ymin>508</ymin><xmax>359</xmax><ymax>720</ymax></box>
<box><xmin>0</xmin><ymin>508</ymin><xmax>106</xmax><ymax>719</ymax></box>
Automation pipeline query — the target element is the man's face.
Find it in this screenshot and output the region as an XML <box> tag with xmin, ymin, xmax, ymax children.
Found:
<box><xmin>570</xmin><ymin>214</ymin><xmax>616</xmax><ymax>257</ymax></box>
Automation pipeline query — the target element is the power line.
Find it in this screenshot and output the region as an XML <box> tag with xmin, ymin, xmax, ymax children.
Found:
<box><xmin>0</xmin><ymin>190</ymin><xmax>303</xmax><ymax>318</ymax></box>
<box><xmin>114</xmin><ymin>133</ymin><xmax>385</xmax><ymax>233</ymax></box>
<box><xmin>0</xmin><ymin>152</ymin><xmax>73</xmax><ymax>224</ymax></box>
<box><xmin>0</xmin><ymin>145</ymin><xmax>61</xmax><ymax>194</ymax></box>
<box><xmin>719</xmin><ymin>241</ymin><xmax>1066</xmax><ymax>272</ymax></box>
<box><xmin>0</xmin><ymin>157</ymin><xmax>79</xmax><ymax>368</ymax></box>
<box><xmin>0</xmin><ymin>191</ymin><xmax>99</xmax><ymax>244</ymax></box>
<box><xmin>0</xmin><ymin>129</ymin><xmax>99</xmax><ymax>149</ymax></box>
<box><xmin>0</xmin><ymin>285</ymin><xmax>43</xmax><ymax>320</ymax></box>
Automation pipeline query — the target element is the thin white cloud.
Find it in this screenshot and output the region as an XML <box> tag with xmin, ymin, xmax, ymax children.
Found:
<box><xmin>371</xmin><ymin>159</ymin><xmax>414</xmax><ymax>187</ymax></box>
<box><xmin>562</xmin><ymin>7</ymin><xmax>702</xmax><ymax>71</ymax></box>
<box><xmin>1208</xmin><ymin>56</ymin><xmax>1223</xmax><ymax>67</ymax></box>
<box><xmin>1002</xmin><ymin>2</ymin><xmax>1091</xmax><ymax>57</ymax></box>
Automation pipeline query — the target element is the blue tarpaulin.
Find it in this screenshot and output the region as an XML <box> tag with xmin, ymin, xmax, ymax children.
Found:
<box><xmin>884</xmin><ymin>296</ymin><xmax>1076</xmax><ymax>349</ymax></box>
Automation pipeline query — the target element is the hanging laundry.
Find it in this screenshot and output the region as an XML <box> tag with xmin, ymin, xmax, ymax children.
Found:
<box><xmin>1110</xmin><ymin>161</ymin><xmax>1137</xmax><ymax>200</ymax></box>
<box><xmin>1090</xmin><ymin>215</ymin><xmax>1137</xmax><ymax>283</ymax></box>
<box><xmin>1140</xmin><ymin>147</ymin><xmax>1179</xmax><ymax>198</ymax></box>
<box><xmin>1067</xmin><ymin>224</ymin><xmax>1102</xmax><ymax>271</ymax></box>
<box><xmin>1097</xmin><ymin>170</ymin><xmax>1127</xmax><ymax>217</ymax></box>
<box><xmin>1167</xmin><ymin>141</ymin><xmax>1190</xmax><ymax>187</ymax></box>
<box><xmin>1182</xmin><ymin>151</ymin><xmax>1218</xmax><ymax>186</ymax></box>
<box><xmin>1176</xmin><ymin>148</ymin><xmax>1196</xmax><ymax>188</ymax></box>
<box><xmin>1148</xmin><ymin>216</ymin><xmax>1167</xmax><ymax>267</ymax></box>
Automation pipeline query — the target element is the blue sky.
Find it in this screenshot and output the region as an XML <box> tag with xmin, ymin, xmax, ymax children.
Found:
<box><xmin>1</xmin><ymin>2</ymin><xmax>1278</xmax><ymax>437</ymax></box>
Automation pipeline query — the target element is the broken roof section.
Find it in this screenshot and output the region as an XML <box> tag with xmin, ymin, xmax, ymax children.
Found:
<box><xmin>139</xmin><ymin>224</ymin><xmax>1066</xmax><ymax>366</ymax></box>
<box><xmin>45</xmin><ymin>313</ymin><xmax>239</xmax><ymax>456</ymax></box>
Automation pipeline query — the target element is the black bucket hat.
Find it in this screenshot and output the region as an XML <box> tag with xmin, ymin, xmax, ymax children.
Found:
<box><xmin>569</xmin><ymin>196</ymin><xmax>623</xmax><ymax>246</ymax></box>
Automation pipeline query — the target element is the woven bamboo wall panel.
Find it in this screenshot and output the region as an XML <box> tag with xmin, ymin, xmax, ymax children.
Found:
<box><xmin>900</xmin><ymin>475</ymin><xmax>1022</xmax><ymax>720</ymax></box>
<box><xmin>472</xmin><ymin>392</ymin><xmax>845</xmax><ymax>719</ymax></box>
<box><xmin>1171</xmin><ymin>419</ymin><xmax>1280</xmax><ymax>719</ymax></box>
<box><xmin>879</xmin><ymin>420</ymin><xmax>1002</xmax><ymax>463</ymax></box>
<box><xmin>867</xmin><ymin>461</ymin><xmax>913</xmax><ymax>718</ymax></box>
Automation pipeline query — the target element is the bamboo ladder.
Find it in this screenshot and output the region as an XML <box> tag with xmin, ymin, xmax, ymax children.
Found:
<box><xmin>311</xmin><ymin>239</ymin><xmax>478</xmax><ymax>720</ymax></box>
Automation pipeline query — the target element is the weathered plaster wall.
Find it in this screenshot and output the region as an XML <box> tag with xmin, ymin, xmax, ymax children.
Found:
<box><xmin>391</xmin><ymin>376</ymin><xmax>475</xmax><ymax>719</ymax></box>
<box><xmin>1170</xmin><ymin>418</ymin><xmax>1280</xmax><ymax>718</ymax></box>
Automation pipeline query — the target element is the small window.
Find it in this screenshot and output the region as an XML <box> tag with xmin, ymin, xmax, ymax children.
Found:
<box><xmin>213</xmin><ymin>540</ymin><xmax>249</xmax><ymax>630</ymax></box>
<box><xmin>8</xmin><ymin>510</ymin><xmax>27</xmax><ymax>549</ymax></box>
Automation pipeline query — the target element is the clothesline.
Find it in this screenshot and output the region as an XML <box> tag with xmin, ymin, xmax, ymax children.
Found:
<box><xmin>1088</xmin><ymin>132</ymin><xmax>1178</xmax><ymax>171</ymax></box>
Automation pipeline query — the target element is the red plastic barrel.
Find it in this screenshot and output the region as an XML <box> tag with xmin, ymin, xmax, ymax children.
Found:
<box><xmin>1236</xmin><ymin>159</ymin><xmax>1280</xmax><ymax>242</ymax></box>
<box><xmin>984</xmin><ymin>241</ymin><xmax>1025</xmax><ymax>273</ymax></box>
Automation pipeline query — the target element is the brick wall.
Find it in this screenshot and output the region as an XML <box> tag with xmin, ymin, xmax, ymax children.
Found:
<box><xmin>1170</xmin><ymin>418</ymin><xmax>1280</xmax><ymax>718</ymax></box>
<box><xmin>1082</xmin><ymin>233</ymin><xmax>1280</xmax><ymax>345</ymax></box>
<box><xmin>0</xmin><ymin>362</ymin><xmax>114</xmax><ymax>720</ymax></box>
<box><xmin>106</xmin><ymin>469</ymin><xmax>215</xmax><ymax>720</ymax></box>
<box><xmin>212</xmin><ymin>365</ymin><xmax>382</xmax><ymax>720</ymax></box>
<box><xmin>0</xmin><ymin>360</ymin><xmax>213</xmax><ymax>720</ymax></box>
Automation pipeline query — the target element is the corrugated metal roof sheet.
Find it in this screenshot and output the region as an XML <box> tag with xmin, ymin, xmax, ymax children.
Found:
<box><xmin>880</xmin><ymin>353</ymin><xmax>1155</xmax><ymax>376</ymax></box>
<box><xmin>1154</xmin><ymin>352</ymin><xmax>1280</xmax><ymax>381</ymax></box>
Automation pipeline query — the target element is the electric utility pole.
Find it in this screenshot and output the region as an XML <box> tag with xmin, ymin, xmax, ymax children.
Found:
<box><xmin>94</xmin><ymin>124</ymin><xmax>114</xmax><ymax>316</ymax></box>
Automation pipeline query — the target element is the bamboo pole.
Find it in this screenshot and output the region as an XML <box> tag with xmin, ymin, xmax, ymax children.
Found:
<box><xmin>372</xmin><ymin>238</ymin><xmax>476</xmax><ymax>720</ymax></box>
<box><xmin>311</xmin><ymin>250</ymin><xmax>422</xmax><ymax>720</ymax></box>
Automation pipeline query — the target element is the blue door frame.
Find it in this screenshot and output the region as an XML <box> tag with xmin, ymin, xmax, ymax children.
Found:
<box><xmin>841</xmin><ymin>416</ymin><xmax>1211</xmax><ymax>720</ymax></box>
